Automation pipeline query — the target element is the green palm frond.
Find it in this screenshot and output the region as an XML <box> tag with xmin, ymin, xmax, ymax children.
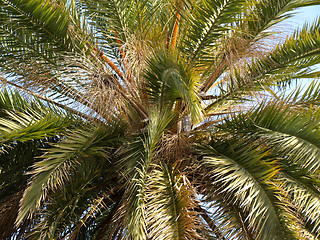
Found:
<box><xmin>0</xmin><ymin>0</ymin><xmax>100</xmax><ymax>114</ymax></box>
<box><xmin>285</xmin><ymin>79</ymin><xmax>320</xmax><ymax>107</ymax></box>
<box><xmin>28</xmin><ymin>160</ymin><xmax>121</xmax><ymax>239</ymax></box>
<box><xmin>77</xmin><ymin>0</ymin><xmax>169</xmax><ymax>70</ymax></box>
<box><xmin>221</xmin><ymin>102</ymin><xmax>320</xmax><ymax>173</ymax></box>
<box><xmin>205</xmin><ymin>17</ymin><xmax>320</xmax><ymax>112</ymax></box>
<box><xmin>147</xmin><ymin>163</ymin><xmax>200</xmax><ymax>239</ymax></box>
<box><xmin>17</xmin><ymin>123</ymin><xmax>125</xmax><ymax>226</ymax></box>
<box><xmin>198</xmin><ymin>195</ymin><xmax>253</xmax><ymax>239</ymax></box>
<box><xmin>0</xmin><ymin>110</ymin><xmax>72</xmax><ymax>143</ymax></box>
<box><xmin>144</xmin><ymin>52</ymin><xmax>203</xmax><ymax>123</ymax></box>
<box><xmin>0</xmin><ymin>88</ymin><xmax>45</xmax><ymax>113</ymax></box>
<box><xmin>79</xmin><ymin>0</ymin><xmax>156</xmax><ymax>41</ymax></box>
<box><xmin>78</xmin><ymin>0</ymin><xmax>134</xmax><ymax>53</ymax></box>
<box><xmin>183</xmin><ymin>0</ymin><xmax>245</xmax><ymax>65</ymax></box>
<box><xmin>0</xmin><ymin>0</ymin><xmax>92</xmax><ymax>55</ymax></box>
<box><xmin>238</xmin><ymin>18</ymin><xmax>320</xmax><ymax>86</ymax></box>
<box><xmin>0</xmin><ymin>138</ymin><xmax>59</xmax><ymax>238</ymax></box>
<box><xmin>277</xmin><ymin>171</ymin><xmax>320</xmax><ymax>238</ymax></box>
<box><xmin>201</xmin><ymin>8</ymin><xmax>320</xmax><ymax>105</ymax></box>
<box><xmin>0</xmin><ymin>88</ymin><xmax>77</xmax><ymax>145</ymax></box>
<box><xmin>120</xmin><ymin>109</ymin><xmax>173</xmax><ymax>240</ymax></box>
<box><xmin>195</xmin><ymin>0</ymin><xmax>320</xmax><ymax>92</ymax></box>
<box><xmin>198</xmin><ymin>140</ymin><xmax>284</xmax><ymax>240</ymax></box>
<box><xmin>245</xmin><ymin>0</ymin><xmax>320</xmax><ymax>40</ymax></box>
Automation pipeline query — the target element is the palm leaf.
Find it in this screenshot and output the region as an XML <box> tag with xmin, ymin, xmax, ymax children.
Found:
<box><xmin>199</xmin><ymin>1</ymin><xmax>320</xmax><ymax>93</ymax></box>
<box><xmin>276</xmin><ymin>171</ymin><xmax>320</xmax><ymax>237</ymax></box>
<box><xmin>16</xmin><ymin>122</ymin><xmax>125</xmax><ymax>225</ymax></box>
<box><xmin>119</xmin><ymin>109</ymin><xmax>173</xmax><ymax>239</ymax></box>
<box><xmin>183</xmin><ymin>0</ymin><xmax>245</xmax><ymax>65</ymax></box>
<box><xmin>0</xmin><ymin>0</ymin><xmax>92</xmax><ymax>54</ymax></box>
<box><xmin>220</xmin><ymin>101</ymin><xmax>320</xmax><ymax>173</ymax></box>
<box><xmin>144</xmin><ymin>52</ymin><xmax>203</xmax><ymax>123</ymax></box>
<box><xmin>0</xmin><ymin>88</ymin><xmax>77</xmax><ymax>145</ymax></box>
<box><xmin>146</xmin><ymin>163</ymin><xmax>200</xmax><ymax>239</ymax></box>
<box><xmin>237</xmin><ymin>18</ymin><xmax>320</xmax><ymax>88</ymax></box>
<box><xmin>198</xmin><ymin>140</ymin><xmax>285</xmax><ymax>240</ymax></box>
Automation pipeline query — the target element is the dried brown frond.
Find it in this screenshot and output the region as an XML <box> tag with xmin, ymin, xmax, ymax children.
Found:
<box><xmin>122</xmin><ymin>34</ymin><xmax>152</xmax><ymax>88</ymax></box>
<box><xmin>154</xmin><ymin>131</ymin><xmax>190</xmax><ymax>163</ymax></box>
<box><xmin>87</xmin><ymin>72</ymin><xmax>125</xmax><ymax>119</ymax></box>
<box><xmin>218</xmin><ymin>33</ymin><xmax>272</xmax><ymax>88</ymax></box>
<box><xmin>202</xmin><ymin>25</ymin><xmax>284</xmax><ymax>94</ymax></box>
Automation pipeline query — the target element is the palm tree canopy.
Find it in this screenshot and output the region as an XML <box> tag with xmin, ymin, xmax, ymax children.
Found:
<box><xmin>1</xmin><ymin>0</ymin><xmax>320</xmax><ymax>239</ymax></box>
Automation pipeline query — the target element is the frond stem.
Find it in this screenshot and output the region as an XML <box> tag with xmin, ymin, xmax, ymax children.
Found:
<box><xmin>200</xmin><ymin>60</ymin><xmax>227</xmax><ymax>92</ymax></box>
<box><xmin>99</xmin><ymin>51</ymin><xmax>126</xmax><ymax>81</ymax></box>
<box><xmin>171</xmin><ymin>0</ymin><xmax>182</xmax><ymax>51</ymax></box>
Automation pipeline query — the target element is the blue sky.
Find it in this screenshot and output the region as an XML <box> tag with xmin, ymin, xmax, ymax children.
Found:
<box><xmin>292</xmin><ymin>5</ymin><xmax>320</xmax><ymax>26</ymax></box>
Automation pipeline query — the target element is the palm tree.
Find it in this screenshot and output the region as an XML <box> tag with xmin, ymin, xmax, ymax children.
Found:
<box><xmin>1</xmin><ymin>0</ymin><xmax>320</xmax><ymax>239</ymax></box>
